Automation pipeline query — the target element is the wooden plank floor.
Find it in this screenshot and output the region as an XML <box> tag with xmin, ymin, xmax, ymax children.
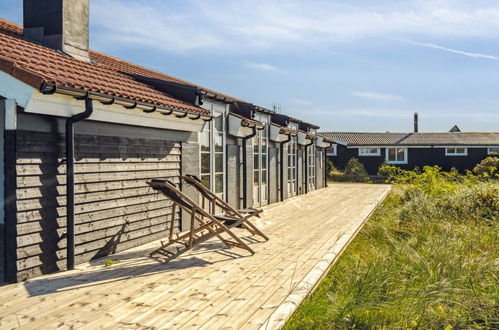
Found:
<box><xmin>0</xmin><ymin>184</ymin><xmax>390</xmax><ymax>330</ymax></box>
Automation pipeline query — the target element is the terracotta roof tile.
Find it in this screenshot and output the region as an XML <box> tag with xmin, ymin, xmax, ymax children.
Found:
<box><xmin>0</xmin><ymin>18</ymin><xmax>208</xmax><ymax>115</ymax></box>
<box><xmin>229</xmin><ymin>112</ymin><xmax>264</xmax><ymax>128</ymax></box>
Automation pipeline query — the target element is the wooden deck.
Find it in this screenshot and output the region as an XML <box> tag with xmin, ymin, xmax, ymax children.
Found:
<box><xmin>0</xmin><ymin>184</ymin><xmax>390</xmax><ymax>330</ymax></box>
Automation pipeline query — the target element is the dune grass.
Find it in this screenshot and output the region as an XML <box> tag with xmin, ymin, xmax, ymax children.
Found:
<box><xmin>285</xmin><ymin>167</ymin><xmax>499</xmax><ymax>329</ymax></box>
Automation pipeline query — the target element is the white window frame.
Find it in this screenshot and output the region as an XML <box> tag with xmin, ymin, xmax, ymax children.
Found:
<box><xmin>445</xmin><ymin>147</ymin><xmax>468</xmax><ymax>156</ymax></box>
<box><xmin>199</xmin><ymin>101</ymin><xmax>227</xmax><ymax>201</ymax></box>
<box><xmin>326</xmin><ymin>144</ymin><xmax>337</xmax><ymax>156</ymax></box>
<box><xmin>487</xmin><ymin>147</ymin><xmax>499</xmax><ymax>155</ymax></box>
<box><xmin>358</xmin><ymin>148</ymin><xmax>381</xmax><ymax>156</ymax></box>
<box><xmin>386</xmin><ymin>147</ymin><xmax>408</xmax><ymax>164</ymax></box>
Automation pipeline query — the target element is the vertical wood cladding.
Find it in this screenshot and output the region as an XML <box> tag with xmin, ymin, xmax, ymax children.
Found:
<box><xmin>15</xmin><ymin>131</ymin><xmax>181</xmax><ymax>281</ymax></box>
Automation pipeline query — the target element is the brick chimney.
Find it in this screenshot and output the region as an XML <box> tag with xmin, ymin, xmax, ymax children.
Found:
<box><xmin>413</xmin><ymin>112</ymin><xmax>418</xmax><ymax>133</ymax></box>
<box><xmin>23</xmin><ymin>0</ymin><xmax>91</xmax><ymax>63</ymax></box>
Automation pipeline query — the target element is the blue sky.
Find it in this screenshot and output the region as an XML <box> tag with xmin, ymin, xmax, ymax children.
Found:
<box><xmin>2</xmin><ymin>0</ymin><xmax>499</xmax><ymax>132</ymax></box>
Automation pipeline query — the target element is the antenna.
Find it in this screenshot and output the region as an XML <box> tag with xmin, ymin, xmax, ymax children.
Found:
<box><xmin>272</xmin><ymin>103</ymin><xmax>281</xmax><ymax>113</ymax></box>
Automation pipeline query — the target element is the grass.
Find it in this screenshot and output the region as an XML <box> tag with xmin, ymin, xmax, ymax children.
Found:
<box><xmin>285</xmin><ymin>167</ymin><xmax>499</xmax><ymax>329</ymax></box>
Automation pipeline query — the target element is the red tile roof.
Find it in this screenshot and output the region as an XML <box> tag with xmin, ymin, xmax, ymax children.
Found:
<box><xmin>0</xmin><ymin>18</ymin><xmax>209</xmax><ymax>115</ymax></box>
<box><xmin>271</xmin><ymin>123</ymin><xmax>297</xmax><ymax>136</ymax></box>
<box><xmin>229</xmin><ymin>112</ymin><xmax>264</xmax><ymax>128</ymax></box>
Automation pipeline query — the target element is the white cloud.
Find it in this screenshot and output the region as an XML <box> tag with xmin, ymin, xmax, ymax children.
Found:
<box><xmin>402</xmin><ymin>39</ymin><xmax>499</xmax><ymax>60</ymax></box>
<box><xmin>291</xmin><ymin>99</ymin><xmax>313</xmax><ymax>106</ymax></box>
<box><xmin>91</xmin><ymin>0</ymin><xmax>499</xmax><ymax>53</ymax></box>
<box><xmin>352</xmin><ymin>92</ymin><xmax>405</xmax><ymax>103</ymax></box>
<box><xmin>245</xmin><ymin>62</ymin><xmax>280</xmax><ymax>72</ymax></box>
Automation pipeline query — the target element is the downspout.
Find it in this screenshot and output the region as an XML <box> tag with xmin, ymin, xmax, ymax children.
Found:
<box><xmin>66</xmin><ymin>97</ymin><xmax>93</xmax><ymax>270</ymax></box>
<box><xmin>242</xmin><ymin>126</ymin><xmax>257</xmax><ymax>209</ymax></box>
<box><xmin>279</xmin><ymin>134</ymin><xmax>292</xmax><ymax>202</ymax></box>
<box><xmin>324</xmin><ymin>148</ymin><xmax>327</xmax><ymax>188</ymax></box>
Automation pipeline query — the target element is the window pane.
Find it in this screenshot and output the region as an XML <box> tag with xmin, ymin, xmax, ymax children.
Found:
<box><xmin>254</xmin><ymin>155</ymin><xmax>259</xmax><ymax>169</ymax></box>
<box><xmin>201</xmin><ymin>153</ymin><xmax>210</xmax><ymax>174</ymax></box>
<box><xmin>214</xmin><ymin>115</ymin><xmax>223</xmax><ymax>132</ymax></box>
<box><xmin>215</xmin><ymin>153</ymin><xmax>223</xmax><ymax>172</ymax></box>
<box><xmin>215</xmin><ymin>174</ymin><xmax>223</xmax><ymax>193</ymax></box>
<box><xmin>397</xmin><ymin>148</ymin><xmax>405</xmax><ymax>161</ymax></box>
<box><xmin>456</xmin><ymin>148</ymin><xmax>465</xmax><ymax>154</ymax></box>
<box><xmin>200</xmin><ymin>130</ymin><xmax>210</xmax><ymax>152</ymax></box>
<box><xmin>214</xmin><ymin>133</ymin><xmax>223</xmax><ymax>152</ymax></box>
<box><xmin>447</xmin><ymin>148</ymin><xmax>455</xmax><ymax>154</ymax></box>
<box><xmin>201</xmin><ymin>174</ymin><xmax>210</xmax><ymax>189</ymax></box>
<box><xmin>262</xmin><ymin>170</ymin><xmax>267</xmax><ymax>184</ymax></box>
<box><xmin>388</xmin><ymin>149</ymin><xmax>396</xmax><ymax>161</ymax></box>
<box><xmin>262</xmin><ymin>155</ymin><xmax>267</xmax><ymax>169</ymax></box>
<box><xmin>371</xmin><ymin>148</ymin><xmax>379</xmax><ymax>154</ymax></box>
<box><xmin>254</xmin><ymin>171</ymin><xmax>259</xmax><ymax>185</ymax></box>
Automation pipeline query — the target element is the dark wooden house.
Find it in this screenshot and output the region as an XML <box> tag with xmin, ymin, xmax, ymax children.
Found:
<box><xmin>323</xmin><ymin>131</ymin><xmax>499</xmax><ymax>175</ymax></box>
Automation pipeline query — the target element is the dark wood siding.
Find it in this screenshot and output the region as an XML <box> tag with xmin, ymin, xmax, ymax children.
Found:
<box><xmin>329</xmin><ymin>146</ymin><xmax>491</xmax><ymax>175</ymax></box>
<box><xmin>15</xmin><ymin>130</ymin><xmax>181</xmax><ymax>281</ymax></box>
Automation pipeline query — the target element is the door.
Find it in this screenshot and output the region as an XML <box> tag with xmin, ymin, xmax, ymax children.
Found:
<box><xmin>200</xmin><ymin>105</ymin><xmax>226</xmax><ymax>202</ymax></box>
<box><xmin>287</xmin><ymin>136</ymin><xmax>297</xmax><ymax>197</ymax></box>
<box><xmin>253</xmin><ymin>128</ymin><xmax>268</xmax><ymax>207</ymax></box>
<box><xmin>308</xmin><ymin>144</ymin><xmax>316</xmax><ymax>191</ymax></box>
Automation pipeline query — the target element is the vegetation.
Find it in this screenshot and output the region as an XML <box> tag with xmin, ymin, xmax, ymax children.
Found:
<box><xmin>473</xmin><ymin>156</ymin><xmax>499</xmax><ymax>178</ymax></box>
<box><xmin>286</xmin><ymin>166</ymin><xmax>499</xmax><ymax>329</ymax></box>
<box><xmin>104</xmin><ymin>259</ymin><xmax>121</xmax><ymax>267</ymax></box>
<box><xmin>329</xmin><ymin>158</ymin><xmax>371</xmax><ymax>183</ymax></box>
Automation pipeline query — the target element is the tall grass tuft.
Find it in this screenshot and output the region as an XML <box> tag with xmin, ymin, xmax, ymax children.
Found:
<box><xmin>285</xmin><ymin>166</ymin><xmax>499</xmax><ymax>329</ymax></box>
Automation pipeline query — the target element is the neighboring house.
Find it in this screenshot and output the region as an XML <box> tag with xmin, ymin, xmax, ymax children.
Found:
<box><xmin>323</xmin><ymin>131</ymin><xmax>499</xmax><ymax>175</ymax></box>
<box><xmin>0</xmin><ymin>1</ymin><xmax>332</xmax><ymax>282</ymax></box>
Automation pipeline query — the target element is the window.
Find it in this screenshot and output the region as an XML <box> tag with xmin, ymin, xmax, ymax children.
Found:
<box><xmin>253</xmin><ymin>127</ymin><xmax>268</xmax><ymax>206</ymax></box>
<box><xmin>487</xmin><ymin>147</ymin><xmax>499</xmax><ymax>155</ymax></box>
<box><xmin>308</xmin><ymin>144</ymin><xmax>316</xmax><ymax>191</ymax></box>
<box><xmin>445</xmin><ymin>147</ymin><xmax>467</xmax><ymax>156</ymax></box>
<box><xmin>287</xmin><ymin>136</ymin><xmax>297</xmax><ymax>197</ymax></box>
<box><xmin>326</xmin><ymin>144</ymin><xmax>337</xmax><ymax>156</ymax></box>
<box><xmin>359</xmin><ymin>148</ymin><xmax>380</xmax><ymax>156</ymax></box>
<box><xmin>200</xmin><ymin>102</ymin><xmax>226</xmax><ymax>201</ymax></box>
<box><xmin>386</xmin><ymin>148</ymin><xmax>407</xmax><ymax>164</ymax></box>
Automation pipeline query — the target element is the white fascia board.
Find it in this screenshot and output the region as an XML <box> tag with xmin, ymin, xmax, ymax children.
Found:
<box><xmin>269</xmin><ymin>124</ymin><xmax>289</xmax><ymax>142</ymax></box>
<box><xmin>228</xmin><ymin>114</ymin><xmax>253</xmax><ymax>137</ymax></box>
<box><xmin>25</xmin><ymin>90</ymin><xmax>205</xmax><ymax>132</ymax></box>
<box><xmin>0</xmin><ymin>71</ymin><xmax>35</xmax><ymax>108</ymax></box>
<box><xmin>297</xmin><ymin>131</ymin><xmax>307</xmax><ymax>145</ymax></box>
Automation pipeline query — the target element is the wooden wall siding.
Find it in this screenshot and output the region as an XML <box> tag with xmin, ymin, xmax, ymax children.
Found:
<box><xmin>14</xmin><ymin>130</ymin><xmax>181</xmax><ymax>281</ymax></box>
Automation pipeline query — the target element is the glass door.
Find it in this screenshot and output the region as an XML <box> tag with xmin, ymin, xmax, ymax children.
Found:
<box><xmin>200</xmin><ymin>105</ymin><xmax>226</xmax><ymax>202</ymax></box>
<box><xmin>253</xmin><ymin>128</ymin><xmax>268</xmax><ymax>207</ymax></box>
<box><xmin>287</xmin><ymin>136</ymin><xmax>297</xmax><ymax>197</ymax></box>
<box><xmin>308</xmin><ymin>144</ymin><xmax>316</xmax><ymax>191</ymax></box>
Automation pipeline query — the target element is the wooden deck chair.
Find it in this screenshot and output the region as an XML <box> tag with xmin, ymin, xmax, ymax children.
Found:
<box><xmin>182</xmin><ymin>174</ymin><xmax>269</xmax><ymax>241</ymax></box>
<box><xmin>146</xmin><ymin>179</ymin><xmax>256</xmax><ymax>262</ymax></box>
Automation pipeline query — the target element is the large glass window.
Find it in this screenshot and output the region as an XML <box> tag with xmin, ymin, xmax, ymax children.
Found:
<box><xmin>386</xmin><ymin>148</ymin><xmax>407</xmax><ymax>164</ymax></box>
<box><xmin>359</xmin><ymin>148</ymin><xmax>380</xmax><ymax>156</ymax></box>
<box><xmin>287</xmin><ymin>136</ymin><xmax>297</xmax><ymax>197</ymax></box>
<box><xmin>253</xmin><ymin>126</ymin><xmax>268</xmax><ymax>206</ymax></box>
<box><xmin>445</xmin><ymin>147</ymin><xmax>467</xmax><ymax>156</ymax></box>
<box><xmin>200</xmin><ymin>102</ymin><xmax>226</xmax><ymax>200</ymax></box>
<box><xmin>308</xmin><ymin>144</ymin><xmax>316</xmax><ymax>191</ymax></box>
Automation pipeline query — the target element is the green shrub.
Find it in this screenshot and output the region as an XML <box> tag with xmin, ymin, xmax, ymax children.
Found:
<box><xmin>326</xmin><ymin>158</ymin><xmax>336</xmax><ymax>177</ymax></box>
<box><xmin>473</xmin><ymin>156</ymin><xmax>499</xmax><ymax>178</ymax></box>
<box><xmin>344</xmin><ymin>157</ymin><xmax>369</xmax><ymax>182</ymax></box>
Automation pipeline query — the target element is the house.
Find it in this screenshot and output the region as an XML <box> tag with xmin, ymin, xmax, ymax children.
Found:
<box><xmin>323</xmin><ymin>131</ymin><xmax>499</xmax><ymax>175</ymax></box>
<box><xmin>0</xmin><ymin>1</ymin><xmax>332</xmax><ymax>282</ymax></box>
